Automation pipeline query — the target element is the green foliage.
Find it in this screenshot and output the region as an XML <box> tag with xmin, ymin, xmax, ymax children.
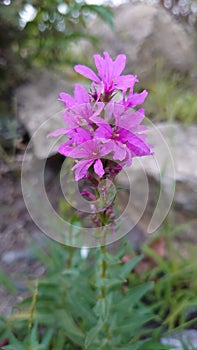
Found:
<box><xmin>0</xmin><ymin>239</ymin><xmax>165</xmax><ymax>349</ymax></box>
<box><xmin>1</xmin><ymin>0</ymin><xmax>113</xmax><ymax>57</ymax></box>
<box><xmin>144</xmin><ymin>72</ymin><xmax>197</xmax><ymax>124</ymax></box>
<box><xmin>128</xmin><ymin>224</ymin><xmax>197</xmax><ymax>333</ymax></box>
<box><xmin>1</xmin><ymin>222</ymin><xmax>197</xmax><ymax>348</ymax></box>
<box><xmin>0</xmin><ymin>0</ymin><xmax>113</xmax><ymax>95</ymax></box>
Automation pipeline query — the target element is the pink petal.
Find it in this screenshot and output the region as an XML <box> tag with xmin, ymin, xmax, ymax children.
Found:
<box><xmin>74</xmin><ymin>64</ymin><xmax>100</xmax><ymax>83</ymax></box>
<box><xmin>57</xmin><ymin>142</ymin><xmax>73</xmax><ymax>157</ymax></box>
<box><xmin>94</xmin><ymin>54</ymin><xmax>105</xmax><ymax>79</ymax></box>
<box><xmin>94</xmin><ymin>124</ymin><xmax>113</xmax><ymax>140</ymax></box>
<box><xmin>69</xmin><ymin>144</ymin><xmax>90</xmax><ymax>159</ymax></box>
<box><xmin>72</xmin><ymin>159</ymin><xmax>94</xmax><ymax>181</ymax></box>
<box><xmin>94</xmin><ymin>159</ymin><xmax>104</xmax><ymax>178</ymax></box>
<box><xmin>116</xmin><ymin>75</ymin><xmax>138</xmax><ymax>91</ymax></box>
<box><xmin>116</xmin><ymin>109</ymin><xmax>145</xmax><ymax>130</ymax></box>
<box><xmin>99</xmin><ymin>140</ymin><xmax>114</xmax><ymax>157</ymax></box>
<box><xmin>113</xmin><ymin>54</ymin><xmax>126</xmax><ymax>76</ymax></box>
<box><xmin>113</xmin><ymin>141</ymin><xmax>127</xmax><ymax>161</ymax></box>
<box><xmin>127</xmin><ymin>90</ymin><xmax>148</xmax><ymax>107</ymax></box>
<box><xmin>127</xmin><ymin>133</ymin><xmax>152</xmax><ymax>156</ymax></box>
<box><xmin>90</xmin><ymin>115</ymin><xmax>108</xmax><ymax>125</ymax></box>
<box><xmin>74</xmin><ymin>84</ymin><xmax>90</xmax><ymax>104</ymax></box>
<box><xmin>103</xmin><ymin>52</ymin><xmax>113</xmax><ymax>82</ymax></box>
<box><xmin>47</xmin><ymin>128</ymin><xmax>68</xmax><ymax>138</ymax></box>
<box><xmin>59</xmin><ymin>92</ymin><xmax>74</xmax><ymax>107</ymax></box>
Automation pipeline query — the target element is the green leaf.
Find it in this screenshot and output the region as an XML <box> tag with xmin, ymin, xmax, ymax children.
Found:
<box><xmin>56</xmin><ymin>310</ymin><xmax>84</xmax><ymax>346</ymax></box>
<box><xmin>94</xmin><ymin>299</ymin><xmax>108</xmax><ymax>321</ymax></box>
<box><xmin>112</xmin><ymin>282</ymin><xmax>154</xmax><ymax>311</ymax></box>
<box><xmin>69</xmin><ymin>293</ymin><xmax>96</xmax><ymax>326</ymax></box>
<box><xmin>30</xmin><ymin>322</ymin><xmax>39</xmax><ymax>346</ymax></box>
<box><xmin>41</xmin><ymin>328</ymin><xmax>54</xmax><ymax>347</ymax></box>
<box><xmin>2</xmin><ymin>331</ymin><xmax>26</xmax><ymax>350</ymax></box>
<box><xmin>0</xmin><ymin>268</ymin><xmax>17</xmax><ymax>294</ymax></box>
<box><xmin>112</xmin><ymin>339</ymin><xmax>154</xmax><ymax>350</ymax></box>
<box><xmin>82</xmin><ymin>4</ymin><xmax>114</xmax><ymax>28</ymax></box>
<box><xmin>84</xmin><ymin>319</ymin><xmax>105</xmax><ymax>348</ymax></box>
<box><xmin>119</xmin><ymin>255</ymin><xmax>143</xmax><ymax>279</ymax></box>
<box><xmin>112</xmin><ymin>313</ymin><xmax>154</xmax><ymax>333</ymax></box>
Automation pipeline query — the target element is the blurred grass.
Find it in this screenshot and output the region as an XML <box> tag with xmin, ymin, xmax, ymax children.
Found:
<box><xmin>144</xmin><ymin>67</ymin><xmax>197</xmax><ymax>124</ymax></box>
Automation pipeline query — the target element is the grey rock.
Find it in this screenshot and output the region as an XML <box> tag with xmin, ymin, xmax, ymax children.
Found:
<box><xmin>1</xmin><ymin>248</ymin><xmax>35</xmax><ymax>264</ymax></box>
<box><xmin>16</xmin><ymin>69</ymin><xmax>75</xmax><ymax>159</ymax></box>
<box><xmin>161</xmin><ymin>330</ymin><xmax>197</xmax><ymax>350</ymax></box>
<box><xmin>86</xmin><ymin>3</ymin><xmax>195</xmax><ymax>80</ymax></box>
<box><xmin>116</xmin><ymin>123</ymin><xmax>197</xmax><ymax>239</ymax></box>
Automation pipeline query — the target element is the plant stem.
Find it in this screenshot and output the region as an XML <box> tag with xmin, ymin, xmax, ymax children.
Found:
<box><xmin>100</xmin><ymin>244</ymin><xmax>107</xmax><ymax>299</ymax></box>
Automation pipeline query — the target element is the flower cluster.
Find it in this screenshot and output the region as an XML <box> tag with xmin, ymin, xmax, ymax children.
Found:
<box><xmin>48</xmin><ymin>52</ymin><xmax>153</xmax><ymax>181</ymax></box>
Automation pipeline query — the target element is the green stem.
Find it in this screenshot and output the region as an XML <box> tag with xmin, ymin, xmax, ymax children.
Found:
<box><xmin>100</xmin><ymin>244</ymin><xmax>107</xmax><ymax>299</ymax></box>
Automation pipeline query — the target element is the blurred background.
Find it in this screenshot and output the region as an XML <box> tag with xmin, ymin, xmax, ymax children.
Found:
<box><xmin>0</xmin><ymin>0</ymin><xmax>197</xmax><ymax>331</ymax></box>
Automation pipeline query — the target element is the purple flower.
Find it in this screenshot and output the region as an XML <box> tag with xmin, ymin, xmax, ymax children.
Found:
<box><xmin>122</xmin><ymin>89</ymin><xmax>148</xmax><ymax>108</ymax></box>
<box><xmin>74</xmin><ymin>52</ymin><xmax>137</xmax><ymax>100</ymax></box>
<box><xmin>92</xmin><ymin>102</ymin><xmax>147</xmax><ymax>133</ymax></box>
<box><xmin>67</xmin><ymin>139</ymin><xmax>112</xmax><ymax>181</ymax></box>
<box><xmin>47</xmin><ymin>84</ymin><xmax>104</xmax><ymax>139</ymax></box>
<box><xmin>94</xmin><ymin>124</ymin><xmax>129</xmax><ymax>162</ymax></box>
<box><xmin>48</xmin><ymin>52</ymin><xmax>154</xmax><ymax>181</ymax></box>
<box><xmin>59</xmin><ymin>84</ymin><xmax>90</xmax><ymax>108</ymax></box>
<box><xmin>94</xmin><ymin>121</ymin><xmax>152</xmax><ymax>165</ymax></box>
<box><xmin>57</xmin><ymin>128</ymin><xmax>92</xmax><ymax>157</ymax></box>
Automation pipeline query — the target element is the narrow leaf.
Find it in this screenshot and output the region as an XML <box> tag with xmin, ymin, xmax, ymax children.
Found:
<box><xmin>120</xmin><ymin>255</ymin><xmax>143</xmax><ymax>279</ymax></box>
<box><xmin>85</xmin><ymin>320</ymin><xmax>104</xmax><ymax>348</ymax></box>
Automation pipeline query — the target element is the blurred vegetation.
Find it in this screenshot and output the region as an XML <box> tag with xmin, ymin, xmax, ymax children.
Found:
<box><xmin>144</xmin><ymin>72</ymin><xmax>197</xmax><ymax>124</ymax></box>
<box><xmin>1</xmin><ymin>224</ymin><xmax>197</xmax><ymax>349</ymax></box>
<box><xmin>0</xmin><ymin>0</ymin><xmax>113</xmax><ymax>147</ymax></box>
<box><xmin>0</xmin><ymin>0</ymin><xmax>112</xmax><ymax>98</ymax></box>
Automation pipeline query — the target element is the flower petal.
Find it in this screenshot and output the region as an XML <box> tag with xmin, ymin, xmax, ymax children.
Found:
<box><xmin>113</xmin><ymin>54</ymin><xmax>126</xmax><ymax>76</ymax></box>
<box><xmin>74</xmin><ymin>84</ymin><xmax>90</xmax><ymax>104</ymax></box>
<box><xmin>74</xmin><ymin>64</ymin><xmax>100</xmax><ymax>83</ymax></box>
<box><xmin>116</xmin><ymin>75</ymin><xmax>138</xmax><ymax>91</ymax></box>
<box><xmin>94</xmin><ymin>159</ymin><xmax>104</xmax><ymax>178</ymax></box>
<box><xmin>72</xmin><ymin>159</ymin><xmax>94</xmax><ymax>181</ymax></box>
<box><xmin>59</xmin><ymin>92</ymin><xmax>74</xmax><ymax>107</ymax></box>
<box><xmin>94</xmin><ymin>124</ymin><xmax>113</xmax><ymax>140</ymax></box>
<box><xmin>90</xmin><ymin>115</ymin><xmax>108</xmax><ymax>125</ymax></box>
<box><xmin>47</xmin><ymin>128</ymin><xmax>68</xmax><ymax>138</ymax></box>
<box><xmin>113</xmin><ymin>141</ymin><xmax>127</xmax><ymax>161</ymax></box>
<box><xmin>127</xmin><ymin>133</ymin><xmax>152</xmax><ymax>156</ymax></box>
<box><xmin>116</xmin><ymin>109</ymin><xmax>145</xmax><ymax>130</ymax></box>
<box><xmin>94</xmin><ymin>54</ymin><xmax>105</xmax><ymax>79</ymax></box>
<box><xmin>68</xmin><ymin>144</ymin><xmax>90</xmax><ymax>159</ymax></box>
<box><xmin>126</xmin><ymin>90</ymin><xmax>148</xmax><ymax>108</ymax></box>
<box><xmin>57</xmin><ymin>142</ymin><xmax>73</xmax><ymax>157</ymax></box>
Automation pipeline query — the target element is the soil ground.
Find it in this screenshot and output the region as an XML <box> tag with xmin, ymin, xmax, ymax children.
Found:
<box><xmin>0</xmin><ymin>153</ymin><xmax>64</xmax><ymax>316</ymax></box>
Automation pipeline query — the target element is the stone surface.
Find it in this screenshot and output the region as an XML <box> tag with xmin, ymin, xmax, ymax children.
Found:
<box><xmin>116</xmin><ymin>122</ymin><xmax>197</xmax><ymax>240</ymax></box>
<box><xmin>16</xmin><ymin>69</ymin><xmax>75</xmax><ymax>159</ymax></box>
<box><xmin>161</xmin><ymin>330</ymin><xmax>197</xmax><ymax>350</ymax></box>
<box><xmin>86</xmin><ymin>3</ymin><xmax>195</xmax><ymax>80</ymax></box>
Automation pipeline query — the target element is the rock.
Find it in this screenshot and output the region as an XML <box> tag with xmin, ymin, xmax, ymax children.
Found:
<box><xmin>161</xmin><ymin>330</ymin><xmax>197</xmax><ymax>350</ymax></box>
<box><xmin>1</xmin><ymin>248</ymin><xmax>35</xmax><ymax>264</ymax></box>
<box><xmin>86</xmin><ymin>3</ymin><xmax>195</xmax><ymax>80</ymax></box>
<box><xmin>16</xmin><ymin>69</ymin><xmax>75</xmax><ymax>159</ymax></box>
<box><xmin>116</xmin><ymin>122</ymin><xmax>197</xmax><ymax>241</ymax></box>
